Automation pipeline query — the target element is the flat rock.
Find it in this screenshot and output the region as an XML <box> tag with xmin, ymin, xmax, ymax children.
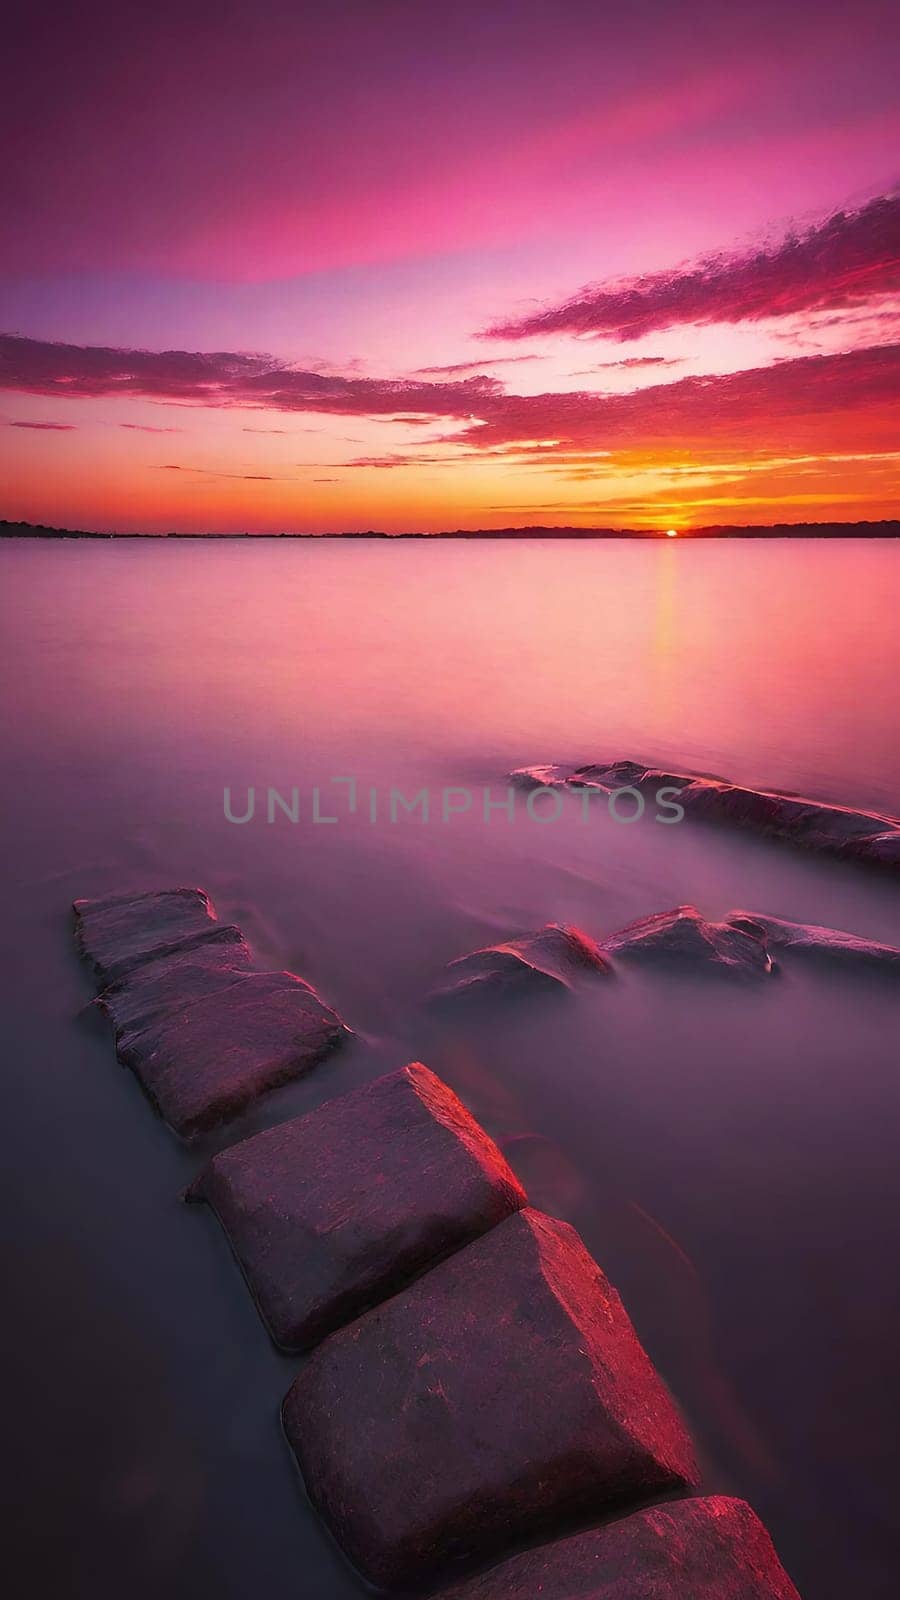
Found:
<box><xmin>187</xmin><ymin>1062</ymin><xmax>527</xmax><ymax>1349</ymax></box>
<box><xmin>604</xmin><ymin>906</ymin><xmax>773</xmax><ymax>978</ymax></box>
<box><xmin>438</xmin><ymin>1496</ymin><xmax>801</xmax><ymax>1599</ymax></box>
<box><xmin>97</xmin><ymin>924</ymin><xmax>255</xmax><ymax>1043</ymax></box>
<box><xmin>429</xmin><ymin>924</ymin><xmax>611</xmax><ymax>1007</ymax></box>
<box><xmin>116</xmin><ymin>969</ymin><xmax>347</xmax><ymax>1138</ymax></box>
<box><xmin>74</xmin><ymin>887</ymin><xmax>221</xmax><ymax>984</ymax></box>
<box><xmin>510</xmin><ymin>760</ymin><xmax>900</xmax><ymax>868</ymax></box>
<box><xmin>726</xmin><ymin>911</ymin><xmax>900</xmax><ymax>972</ymax></box>
<box><xmin>283</xmin><ymin>1207</ymin><xmax>698</xmax><ymax>1589</ymax></box>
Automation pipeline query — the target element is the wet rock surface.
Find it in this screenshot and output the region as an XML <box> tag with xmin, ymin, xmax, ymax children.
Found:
<box><xmin>74</xmin><ymin>887</ymin><xmax>221</xmax><ymax>983</ymax></box>
<box><xmin>605</xmin><ymin>906</ymin><xmax>773</xmax><ymax>978</ymax></box>
<box><xmin>283</xmin><ymin>1206</ymin><xmax>698</xmax><ymax>1590</ymax></box>
<box><xmin>428</xmin><ymin>923</ymin><xmax>612</xmax><ymax>1007</ymax></box>
<box><xmin>115</xmin><ymin>969</ymin><xmax>346</xmax><ymax>1138</ymax></box>
<box><xmin>187</xmin><ymin>1062</ymin><xmax>526</xmax><ymax>1349</ymax></box>
<box><xmin>726</xmin><ymin>911</ymin><xmax>900</xmax><ymax>972</ymax></box>
<box><xmin>438</xmin><ymin>1496</ymin><xmax>801</xmax><ymax>1599</ymax></box>
<box><xmin>75</xmin><ymin>887</ymin><xmax>346</xmax><ymax>1137</ymax></box>
<box><xmin>510</xmin><ymin>759</ymin><xmax>900</xmax><ymax>867</ymax></box>
<box><xmin>98</xmin><ymin>925</ymin><xmax>255</xmax><ymax>1043</ymax></box>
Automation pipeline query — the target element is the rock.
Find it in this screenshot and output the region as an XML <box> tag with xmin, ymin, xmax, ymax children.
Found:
<box><xmin>187</xmin><ymin>1062</ymin><xmax>527</xmax><ymax>1349</ymax></box>
<box><xmin>726</xmin><ymin>911</ymin><xmax>900</xmax><ymax>972</ymax></box>
<box><xmin>438</xmin><ymin>1496</ymin><xmax>801</xmax><ymax>1599</ymax></box>
<box><xmin>509</xmin><ymin>760</ymin><xmax>900</xmax><ymax>868</ymax></box>
<box><xmin>282</xmin><ymin>1207</ymin><xmax>699</xmax><ymax>1589</ymax></box>
<box><xmin>115</xmin><ymin>969</ymin><xmax>347</xmax><ymax>1138</ymax></box>
<box><xmin>508</xmin><ymin>763</ymin><xmax>571</xmax><ymax>790</ymax></box>
<box><xmin>97</xmin><ymin>924</ymin><xmax>254</xmax><ymax>1044</ymax></box>
<box><xmin>73</xmin><ymin>887</ymin><xmax>221</xmax><ymax>984</ymax></box>
<box><xmin>75</xmin><ymin>886</ymin><xmax>349</xmax><ymax>1137</ymax></box>
<box><xmin>429</xmin><ymin>924</ymin><xmax>612</xmax><ymax>1007</ymax></box>
<box><xmin>604</xmin><ymin>906</ymin><xmax>773</xmax><ymax>977</ymax></box>
<box><xmin>862</xmin><ymin>830</ymin><xmax>900</xmax><ymax>866</ymax></box>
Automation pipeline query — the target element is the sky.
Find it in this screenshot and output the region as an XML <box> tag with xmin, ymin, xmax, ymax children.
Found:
<box><xmin>1</xmin><ymin>0</ymin><xmax>898</xmax><ymax>534</ymax></box>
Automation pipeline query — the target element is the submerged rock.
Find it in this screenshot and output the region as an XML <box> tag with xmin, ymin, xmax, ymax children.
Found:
<box><xmin>605</xmin><ymin>906</ymin><xmax>773</xmax><ymax>978</ymax></box>
<box><xmin>438</xmin><ymin>1496</ymin><xmax>801</xmax><ymax>1599</ymax></box>
<box><xmin>428</xmin><ymin>923</ymin><xmax>612</xmax><ymax>1007</ymax></box>
<box><xmin>186</xmin><ymin>1062</ymin><xmax>526</xmax><ymax>1349</ymax></box>
<box><xmin>283</xmin><ymin>1207</ymin><xmax>698</xmax><ymax>1589</ymax></box>
<box><xmin>726</xmin><ymin>911</ymin><xmax>900</xmax><ymax>972</ymax></box>
<box><xmin>510</xmin><ymin>759</ymin><xmax>900</xmax><ymax>868</ymax></box>
<box><xmin>115</xmin><ymin>969</ymin><xmax>346</xmax><ymax>1138</ymax></box>
<box><xmin>73</xmin><ymin>887</ymin><xmax>221</xmax><ymax>983</ymax></box>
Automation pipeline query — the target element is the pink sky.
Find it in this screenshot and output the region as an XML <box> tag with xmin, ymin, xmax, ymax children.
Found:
<box><xmin>1</xmin><ymin>0</ymin><xmax>898</xmax><ymax>532</ymax></box>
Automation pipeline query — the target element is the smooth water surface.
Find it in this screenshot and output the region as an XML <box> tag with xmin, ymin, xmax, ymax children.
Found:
<box><xmin>2</xmin><ymin>537</ymin><xmax>899</xmax><ymax>1599</ymax></box>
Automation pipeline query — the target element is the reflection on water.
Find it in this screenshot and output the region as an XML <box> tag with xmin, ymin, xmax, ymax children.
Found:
<box><xmin>1</xmin><ymin>537</ymin><xmax>899</xmax><ymax>1600</ymax></box>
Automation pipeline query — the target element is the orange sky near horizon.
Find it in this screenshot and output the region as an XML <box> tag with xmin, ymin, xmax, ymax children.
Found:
<box><xmin>1</xmin><ymin>2</ymin><xmax>898</xmax><ymax>533</ymax></box>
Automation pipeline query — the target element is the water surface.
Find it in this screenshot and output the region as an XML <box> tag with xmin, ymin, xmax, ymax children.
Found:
<box><xmin>2</xmin><ymin>537</ymin><xmax>899</xmax><ymax>1599</ymax></box>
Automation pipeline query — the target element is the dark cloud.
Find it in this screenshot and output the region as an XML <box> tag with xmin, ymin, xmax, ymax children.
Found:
<box><xmin>452</xmin><ymin>342</ymin><xmax>900</xmax><ymax>456</ymax></box>
<box><xmin>343</xmin><ymin>455</ymin><xmax>420</xmax><ymax>469</ymax></box>
<box><xmin>155</xmin><ymin>463</ymin><xmax>280</xmax><ymax>481</ymax></box>
<box><xmin>484</xmin><ymin>191</ymin><xmax>900</xmax><ymax>341</ymax></box>
<box><xmin>0</xmin><ymin>334</ymin><xmax>498</xmax><ymax>418</ymax></box>
<box><xmin>119</xmin><ymin>422</ymin><xmax>181</xmax><ymax>432</ymax></box>
<box><xmin>571</xmin><ymin>356</ymin><xmax>684</xmax><ymax>373</ymax></box>
<box><xmin>2</xmin><ymin>331</ymin><xmax>897</xmax><ymax>465</ymax></box>
<box><xmin>413</xmin><ymin>355</ymin><xmax>543</xmax><ymax>377</ymax></box>
<box><xmin>9</xmin><ymin>419</ymin><xmax>76</xmax><ymax>429</ymax></box>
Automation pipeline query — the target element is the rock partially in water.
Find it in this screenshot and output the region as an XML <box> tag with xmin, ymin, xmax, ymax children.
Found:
<box><xmin>186</xmin><ymin>1062</ymin><xmax>526</xmax><ymax>1349</ymax></box>
<box><xmin>116</xmin><ymin>969</ymin><xmax>347</xmax><ymax>1138</ymax></box>
<box><xmin>438</xmin><ymin>1496</ymin><xmax>801</xmax><ymax>1599</ymax></box>
<box><xmin>509</xmin><ymin>760</ymin><xmax>900</xmax><ymax>868</ymax></box>
<box><xmin>73</xmin><ymin>887</ymin><xmax>221</xmax><ymax>983</ymax></box>
<box><xmin>428</xmin><ymin>923</ymin><xmax>612</xmax><ymax>1007</ymax></box>
<box><xmin>605</xmin><ymin>906</ymin><xmax>773</xmax><ymax>978</ymax></box>
<box><xmin>97</xmin><ymin>925</ymin><xmax>254</xmax><ymax>1044</ymax></box>
<box><xmin>726</xmin><ymin>911</ymin><xmax>900</xmax><ymax>972</ymax></box>
<box><xmin>75</xmin><ymin>886</ymin><xmax>348</xmax><ymax>1137</ymax></box>
<box><xmin>282</xmin><ymin>1207</ymin><xmax>698</xmax><ymax>1590</ymax></box>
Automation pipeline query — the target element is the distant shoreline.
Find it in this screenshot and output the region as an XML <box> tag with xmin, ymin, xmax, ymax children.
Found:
<box><xmin>2</xmin><ymin>518</ymin><xmax>899</xmax><ymax>541</ymax></box>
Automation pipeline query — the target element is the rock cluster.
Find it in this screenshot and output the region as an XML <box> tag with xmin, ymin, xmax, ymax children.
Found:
<box><xmin>73</xmin><ymin>888</ymin><xmax>803</xmax><ymax>1597</ymax></box>
<box><xmin>429</xmin><ymin>905</ymin><xmax>899</xmax><ymax>1006</ymax></box>
<box><xmin>511</xmin><ymin>759</ymin><xmax>900</xmax><ymax>867</ymax></box>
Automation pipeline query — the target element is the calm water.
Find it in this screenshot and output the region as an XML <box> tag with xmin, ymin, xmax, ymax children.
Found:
<box><xmin>2</xmin><ymin>537</ymin><xmax>899</xmax><ymax>1599</ymax></box>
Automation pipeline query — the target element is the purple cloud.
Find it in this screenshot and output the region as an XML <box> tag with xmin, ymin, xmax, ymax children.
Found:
<box><xmin>452</xmin><ymin>342</ymin><xmax>900</xmax><ymax>455</ymax></box>
<box><xmin>484</xmin><ymin>191</ymin><xmax>900</xmax><ymax>341</ymax></box>
<box><xmin>0</xmin><ymin>334</ymin><xmax>498</xmax><ymax>418</ymax></box>
<box><xmin>2</xmin><ymin>331</ymin><xmax>897</xmax><ymax>465</ymax></box>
